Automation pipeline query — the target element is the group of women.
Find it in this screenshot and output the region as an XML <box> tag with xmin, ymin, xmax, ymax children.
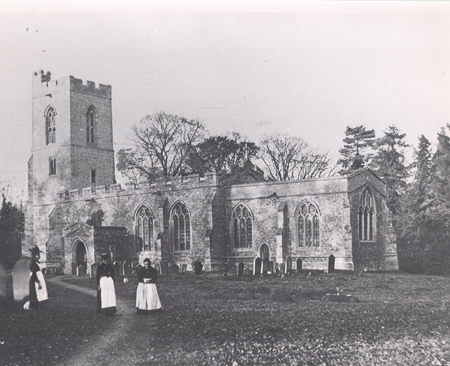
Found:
<box><xmin>27</xmin><ymin>247</ymin><xmax>162</xmax><ymax>315</ymax></box>
<box><xmin>96</xmin><ymin>254</ymin><xmax>162</xmax><ymax>315</ymax></box>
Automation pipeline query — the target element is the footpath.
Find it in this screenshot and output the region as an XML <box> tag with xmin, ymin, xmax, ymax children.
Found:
<box><xmin>47</xmin><ymin>276</ymin><xmax>143</xmax><ymax>366</ymax></box>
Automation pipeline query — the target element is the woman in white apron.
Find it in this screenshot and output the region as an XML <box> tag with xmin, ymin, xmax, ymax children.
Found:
<box><xmin>96</xmin><ymin>253</ymin><xmax>117</xmax><ymax>315</ymax></box>
<box><xmin>136</xmin><ymin>258</ymin><xmax>162</xmax><ymax>314</ymax></box>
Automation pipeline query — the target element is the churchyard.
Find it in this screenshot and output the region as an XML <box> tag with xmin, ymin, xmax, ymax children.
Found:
<box><xmin>1</xmin><ymin>270</ymin><xmax>449</xmax><ymax>365</ymax></box>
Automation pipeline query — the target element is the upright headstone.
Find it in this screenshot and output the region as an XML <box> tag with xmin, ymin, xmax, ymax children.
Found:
<box><xmin>160</xmin><ymin>261</ymin><xmax>169</xmax><ymax>275</ymax></box>
<box><xmin>0</xmin><ymin>260</ymin><xmax>7</xmax><ymax>302</ymax></box>
<box><xmin>238</xmin><ymin>262</ymin><xmax>244</xmax><ymax>276</ymax></box>
<box><xmin>254</xmin><ymin>257</ymin><xmax>261</xmax><ymax>275</ymax></box>
<box><xmin>262</xmin><ymin>258</ymin><xmax>269</xmax><ymax>274</ymax></box>
<box><xmin>154</xmin><ymin>263</ymin><xmax>161</xmax><ymax>274</ymax></box>
<box><xmin>13</xmin><ymin>257</ymin><xmax>31</xmax><ymax>302</ymax></box>
<box><xmin>90</xmin><ymin>263</ymin><xmax>99</xmax><ymax>279</ymax></box>
<box><xmin>113</xmin><ymin>262</ymin><xmax>121</xmax><ymax>277</ymax></box>
<box><xmin>77</xmin><ymin>265</ymin><xmax>86</xmax><ymax>276</ymax></box>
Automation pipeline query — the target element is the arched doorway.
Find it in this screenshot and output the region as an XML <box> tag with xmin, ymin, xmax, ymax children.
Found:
<box><xmin>74</xmin><ymin>241</ymin><xmax>87</xmax><ymax>275</ymax></box>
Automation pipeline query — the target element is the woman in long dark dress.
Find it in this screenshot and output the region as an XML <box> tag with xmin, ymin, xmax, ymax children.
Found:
<box><xmin>28</xmin><ymin>246</ymin><xmax>48</xmax><ymax>313</ymax></box>
<box><xmin>136</xmin><ymin>258</ymin><xmax>162</xmax><ymax>314</ymax></box>
<box><xmin>96</xmin><ymin>253</ymin><xmax>117</xmax><ymax>315</ymax></box>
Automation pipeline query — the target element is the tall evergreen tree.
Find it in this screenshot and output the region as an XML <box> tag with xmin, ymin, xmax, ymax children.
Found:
<box><xmin>337</xmin><ymin>125</ymin><xmax>376</xmax><ymax>175</ymax></box>
<box><xmin>370</xmin><ymin>125</ymin><xmax>409</xmax><ymax>215</ymax></box>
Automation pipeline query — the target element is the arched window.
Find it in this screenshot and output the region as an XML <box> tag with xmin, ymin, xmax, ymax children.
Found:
<box><xmin>135</xmin><ymin>206</ymin><xmax>154</xmax><ymax>252</ymax></box>
<box><xmin>359</xmin><ymin>188</ymin><xmax>375</xmax><ymax>241</ymax></box>
<box><xmin>296</xmin><ymin>200</ymin><xmax>320</xmax><ymax>247</ymax></box>
<box><xmin>45</xmin><ymin>107</ymin><xmax>56</xmax><ymax>145</ymax></box>
<box><xmin>86</xmin><ymin>107</ymin><xmax>95</xmax><ymax>143</ymax></box>
<box><xmin>172</xmin><ymin>202</ymin><xmax>191</xmax><ymax>251</ymax></box>
<box><xmin>231</xmin><ymin>204</ymin><xmax>253</xmax><ymax>248</ymax></box>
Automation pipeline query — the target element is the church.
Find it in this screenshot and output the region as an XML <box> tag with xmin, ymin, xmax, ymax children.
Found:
<box><xmin>23</xmin><ymin>70</ymin><xmax>399</xmax><ymax>275</ymax></box>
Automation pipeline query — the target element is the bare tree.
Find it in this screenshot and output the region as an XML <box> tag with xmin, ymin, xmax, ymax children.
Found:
<box><xmin>259</xmin><ymin>133</ymin><xmax>333</xmax><ymax>181</ymax></box>
<box><xmin>117</xmin><ymin>112</ymin><xmax>205</xmax><ymax>183</ymax></box>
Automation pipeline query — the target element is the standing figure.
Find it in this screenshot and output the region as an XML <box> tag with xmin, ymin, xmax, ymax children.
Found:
<box><xmin>136</xmin><ymin>258</ymin><xmax>162</xmax><ymax>314</ymax></box>
<box><xmin>96</xmin><ymin>253</ymin><xmax>117</xmax><ymax>315</ymax></box>
<box><xmin>28</xmin><ymin>246</ymin><xmax>48</xmax><ymax>313</ymax></box>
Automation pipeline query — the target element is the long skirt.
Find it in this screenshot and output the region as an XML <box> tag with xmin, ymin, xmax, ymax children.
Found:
<box><xmin>97</xmin><ymin>277</ymin><xmax>117</xmax><ymax>314</ymax></box>
<box><xmin>136</xmin><ymin>283</ymin><xmax>162</xmax><ymax>314</ymax></box>
<box><xmin>28</xmin><ymin>272</ymin><xmax>48</xmax><ymax>310</ymax></box>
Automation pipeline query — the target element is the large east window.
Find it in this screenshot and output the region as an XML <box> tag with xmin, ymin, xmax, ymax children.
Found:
<box><xmin>231</xmin><ymin>203</ymin><xmax>253</xmax><ymax>248</ymax></box>
<box><xmin>172</xmin><ymin>202</ymin><xmax>191</xmax><ymax>251</ymax></box>
<box><xmin>359</xmin><ymin>188</ymin><xmax>375</xmax><ymax>241</ymax></box>
<box><xmin>296</xmin><ymin>200</ymin><xmax>320</xmax><ymax>247</ymax></box>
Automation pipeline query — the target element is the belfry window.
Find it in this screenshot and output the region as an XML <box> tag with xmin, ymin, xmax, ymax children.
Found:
<box><xmin>45</xmin><ymin>107</ymin><xmax>56</xmax><ymax>145</ymax></box>
<box><xmin>231</xmin><ymin>204</ymin><xmax>253</xmax><ymax>248</ymax></box>
<box><xmin>135</xmin><ymin>206</ymin><xmax>154</xmax><ymax>252</ymax></box>
<box><xmin>359</xmin><ymin>189</ymin><xmax>375</xmax><ymax>241</ymax></box>
<box><xmin>49</xmin><ymin>158</ymin><xmax>56</xmax><ymax>175</ymax></box>
<box><xmin>172</xmin><ymin>202</ymin><xmax>191</xmax><ymax>251</ymax></box>
<box><xmin>296</xmin><ymin>200</ymin><xmax>320</xmax><ymax>247</ymax></box>
<box><xmin>86</xmin><ymin>107</ymin><xmax>95</xmax><ymax>143</ymax></box>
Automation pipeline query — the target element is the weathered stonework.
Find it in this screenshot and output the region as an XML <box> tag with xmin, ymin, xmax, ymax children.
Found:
<box><xmin>24</xmin><ymin>71</ymin><xmax>399</xmax><ymax>274</ymax></box>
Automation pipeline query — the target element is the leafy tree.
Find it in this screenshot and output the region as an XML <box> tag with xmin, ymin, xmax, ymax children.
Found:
<box><xmin>0</xmin><ymin>191</ymin><xmax>24</xmax><ymax>265</ymax></box>
<box><xmin>370</xmin><ymin>125</ymin><xmax>410</xmax><ymax>215</ymax></box>
<box><xmin>186</xmin><ymin>133</ymin><xmax>259</xmax><ymax>175</ymax></box>
<box><xmin>259</xmin><ymin>133</ymin><xmax>332</xmax><ymax>181</ymax></box>
<box><xmin>337</xmin><ymin>125</ymin><xmax>376</xmax><ymax>175</ymax></box>
<box><xmin>117</xmin><ymin>112</ymin><xmax>205</xmax><ymax>183</ymax></box>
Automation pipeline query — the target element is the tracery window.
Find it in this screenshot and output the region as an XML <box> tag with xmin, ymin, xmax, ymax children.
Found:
<box><xmin>296</xmin><ymin>200</ymin><xmax>320</xmax><ymax>247</ymax></box>
<box><xmin>231</xmin><ymin>204</ymin><xmax>253</xmax><ymax>248</ymax></box>
<box><xmin>172</xmin><ymin>202</ymin><xmax>191</xmax><ymax>251</ymax></box>
<box><xmin>86</xmin><ymin>107</ymin><xmax>95</xmax><ymax>143</ymax></box>
<box><xmin>135</xmin><ymin>206</ymin><xmax>154</xmax><ymax>252</ymax></box>
<box><xmin>45</xmin><ymin>107</ymin><xmax>56</xmax><ymax>145</ymax></box>
<box><xmin>359</xmin><ymin>188</ymin><xmax>375</xmax><ymax>241</ymax></box>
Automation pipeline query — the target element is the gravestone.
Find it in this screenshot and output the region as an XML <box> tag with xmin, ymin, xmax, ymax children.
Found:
<box><xmin>160</xmin><ymin>261</ymin><xmax>169</xmax><ymax>275</ymax></box>
<box><xmin>181</xmin><ymin>264</ymin><xmax>187</xmax><ymax>273</ymax></box>
<box><xmin>262</xmin><ymin>258</ymin><xmax>269</xmax><ymax>274</ymax></box>
<box><xmin>268</xmin><ymin>261</ymin><xmax>274</xmax><ymax>274</ymax></box>
<box><xmin>90</xmin><ymin>263</ymin><xmax>99</xmax><ymax>279</ymax></box>
<box><xmin>254</xmin><ymin>257</ymin><xmax>261</xmax><ymax>275</ymax></box>
<box><xmin>154</xmin><ymin>263</ymin><xmax>161</xmax><ymax>274</ymax></box>
<box><xmin>13</xmin><ymin>257</ymin><xmax>31</xmax><ymax>302</ymax></box>
<box><xmin>123</xmin><ymin>261</ymin><xmax>132</xmax><ymax>276</ymax></box>
<box><xmin>297</xmin><ymin>259</ymin><xmax>303</xmax><ymax>272</ymax></box>
<box><xmin>113</xmin><ymin>262</ymin><xmax>121</xmax><ymax>277</ymax></box>
<box><xmin>77</xmin><ymin>265</ymin><xmax>86</xmax><ymax>276</ymax></box>
<box><xmin>238</xmin><ymin>262</ymin><xmax>244</xmax><ymax>276</ymax></box>
<box><xmin>0</xmin><ymin>260</ymin><xmax>7</xmax><ymax>302</ymax></box>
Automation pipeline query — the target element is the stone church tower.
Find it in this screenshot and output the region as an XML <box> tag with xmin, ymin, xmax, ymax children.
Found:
<box><xmin>24</xmin><ymin>70</ymin><xmax>115</xmax><ymax>262</ymax></box>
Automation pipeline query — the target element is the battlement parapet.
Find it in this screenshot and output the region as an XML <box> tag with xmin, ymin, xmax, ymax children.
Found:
<box><xmin>32</xmin><ymin>70</ymin><xmax>111</xmax><ymax>99</ymax></box>
<box><xmin>70</xmin><ymin>76</ymin><xmax>111</xmax><ymax>98</ymax></box>
<box><xmin>56</xmin><ymin>172</ymin><xmax>222</xmax><ymax>202</ymax></box>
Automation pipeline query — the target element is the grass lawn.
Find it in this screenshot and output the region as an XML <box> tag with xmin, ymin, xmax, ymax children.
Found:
<box><xmin>1</xmin><ymin>271</ymin><xmax>450</xmax><ymax>365</ymax></box>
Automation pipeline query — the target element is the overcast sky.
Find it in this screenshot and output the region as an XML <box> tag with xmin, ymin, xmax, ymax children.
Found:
<box><xmin>0</xmin><ymin>1</ymin><xmax>449</xmax><ymax>199</ymax></box>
